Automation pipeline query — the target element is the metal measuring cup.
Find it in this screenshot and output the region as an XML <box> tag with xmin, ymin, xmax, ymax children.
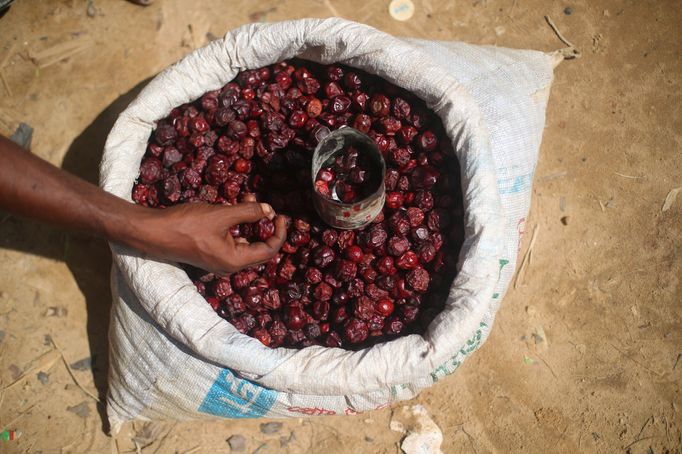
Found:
<box><xmin>311</xmin><ymin>127</ymin><xmax>386</xmax><ymax>230</ymax></box>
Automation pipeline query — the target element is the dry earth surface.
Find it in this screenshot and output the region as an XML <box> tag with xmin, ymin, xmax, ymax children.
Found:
<box><xmin>0</xmin><ymin>0</ymin><xmax>680</xmax><ymax>453</ymax></box>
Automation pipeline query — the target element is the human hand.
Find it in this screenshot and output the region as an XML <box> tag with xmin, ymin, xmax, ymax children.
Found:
<box><xmin>134</xmin><ymin>201</ymin><xmax>286</xmax><ymax>274</ymax></box>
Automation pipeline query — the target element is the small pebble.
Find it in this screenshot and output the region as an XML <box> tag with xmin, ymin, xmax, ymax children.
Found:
<box><xmin>0</xmin><ymin>330</ymin><xmax>5</xmax><ymax>344</ymax></box>
<box><xmin>44</xmin><ymin>306</ymin><xmax>67</xmax><ymax>317</ymax></box>
<box><xmin>260</xmin><ymin>422</ymin><xmax>283</xmax><ymax>434</ymax></box>
<box><xmin>66</xmin><ymin>401</ymin><xmax>90</xmax><ymax>418</ymax></box>
<box><xmin>564</xmin><ymin>6</ymin><xmax>573</xmax><ymax>15</ymax></box>
<box><xmin>70</xmin><ymin>356</ymin><xmax>95</xmax><ymax>371</ymax></box>
<box><xmin>226</xmin><ymin>434</ymin><xmax>246</xmax><ymax>452</ymax></box>
<box><xmin>37</xmin><ymin>371</ymin><xmax>49</xmax><ymax>385</ymax></box>
<box><xmin>365</xmin><ymin>436</ymin><xmax>374</xmax><ymax>442</ymax></box>
<box><xmin>560</xmin><ymin>216</ymin><xmax>569</xmax><ymax>225</ymax></box>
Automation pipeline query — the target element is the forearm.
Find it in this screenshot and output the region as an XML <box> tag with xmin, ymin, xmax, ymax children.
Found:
<box><xmin>0</xmin><ymin>134</ymin><xmax>285</xmax><ymax>273</ymax></box>
<box><xmin>0</xmin><ymin>135</ymin><xmax>146</xmax><ymax>246</ymax></box>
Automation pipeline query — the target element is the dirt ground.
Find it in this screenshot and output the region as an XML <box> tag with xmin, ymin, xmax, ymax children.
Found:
<box><xmin>0</xmin><ymin>0</ymin><xmax>680</xmax><ymax>453</ymax></box>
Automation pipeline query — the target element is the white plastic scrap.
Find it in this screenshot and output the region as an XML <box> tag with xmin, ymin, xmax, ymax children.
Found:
<box><xmin>393</xmin><ymin>405</ymin><xmax>444</xmax><ymax>454</ymax></box>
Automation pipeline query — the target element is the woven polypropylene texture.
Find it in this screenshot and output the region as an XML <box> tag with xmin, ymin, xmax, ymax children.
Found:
<box><xmin>102</xmin><ymin>18</ymin><xmax>554</xmax><ymax>430</ymax></box>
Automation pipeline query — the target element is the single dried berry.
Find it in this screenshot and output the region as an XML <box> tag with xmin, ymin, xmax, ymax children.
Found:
<box><xmin>345</xmin><ymin>245</ymin><xmax>364</xmax><ymax>263</ymax></box>
<box><xmin>312</xmin><ymin>246</ymin><xmax>335</xmax><ymax>268</ymax></box>
<box><xmin>344</xmin><ymin>318</ymin><xmax>369</xmax><ymax>343</ymax></box>
<box><xmin>256</xmin><ymin>218</ymin><xmax>275</xmax><ymax>241</ymax></box>
<box><xmin>388</xmin><ymin>147</ymin><xmax>411</xmax><ymax>167</ymax></box>
<box><xmin>388</xmin><ymin>212</ymin><xmax>411</xmax><ymax>236</ymax></box>
<box><xmin>154</xmin><ymin>123</ymin><xmax>177</xmax><ymax>146</ymax></box>
<box><xmin>396</xmin><ymin>251</ymin><xmax>419</xmax><ymax>270</ymax></box>
<box><xmin>353</xmin><ymin>296</ymin><xmax>375</xmax><ymax>320</ymax></box>
<box><xmin>417</xmin><ymin>130</ymin><xmax>438</xmax><ymax>151</ymax></box>
<box><xmin>305</xmin><ymin>267</ymin><xmax>323</xmax><ymax>284</ymax></box>
<box><xmin>400</xmin><ymin>304</ymin><xmax>419</xmax><ymax>323</ymax></box>
<box><xmin>417</xmin><ymin>242</ymin><xmax>437</xmax><ymax>263</ymax></box>
<box><xmin>407</xmin><ymin>267</ymin><xmax>430</xmax><ymax>293</ymax></box>
<box><xmin>369</xmin><ymin>94</ymin><xmax>390</xmax><ymax>117</ymax></box>
<box><xmin>139</xmin><ymin>157</ymin><xmax>163</xmax><ymax>184</ymax></box>
<box><xmin>262</xmin><ymin>289</ymin><xmax>282</xmax><ymax>310</ymax></box>
<box><xmin>335</xmin><ymin>259</ymin><xmax>358</xmax><ymax>282</ymax></box>
<box><xmin>385</xmin><ymin>192</ymin><xmax>404</xmax><ymax>209</ymax></box>
<box><xmin>252</xmin><ymin>328</ymin><xmax>272</xmax><ymax>346</ymax></box>
<box><xmin>313</xmin><ymin>282</ymin><xmax>333</xmax><ymax>301</ymax></box>
<box><xmin>375</xmin><ymin>298</ymin><xmax>394</xmax><ymax>317</ymax></box>
<box><xmin>285</xmin><ymin>305</ymin><xmax>306</xmax><ymax>330</ymax></box>
<box><xmin>387</xmin><ymin>236</ymin><xmax>410</xmax><ymax>257</ymax></box>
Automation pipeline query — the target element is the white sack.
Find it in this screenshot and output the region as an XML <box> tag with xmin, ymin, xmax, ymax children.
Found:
<box><xmin>100</xmin><ymin>18</ymin><xmax>557</xmax><ymax>432</ymax></box>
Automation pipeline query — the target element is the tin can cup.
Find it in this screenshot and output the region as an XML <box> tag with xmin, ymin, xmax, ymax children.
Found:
<box><xmin>311</xmin><ymin>127</ymin><xmax>386</xmax><ymax>230</ymax></box>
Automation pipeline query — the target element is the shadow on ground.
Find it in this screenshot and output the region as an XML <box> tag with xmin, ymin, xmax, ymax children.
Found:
<box><xmin>0</xmin><ymin>78</ymin><xmax>151</xmax><ymax>433</ymax></box>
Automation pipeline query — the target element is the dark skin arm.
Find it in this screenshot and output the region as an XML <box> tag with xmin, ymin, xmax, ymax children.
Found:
<box><xmin>0</xmin><ymin>135</ymin><xmax>286</xmax><ymax>274</ymax></box>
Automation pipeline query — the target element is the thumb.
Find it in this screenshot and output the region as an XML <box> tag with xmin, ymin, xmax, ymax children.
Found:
<box><xmin>227</xmin><ymin>202</ymin><xmax>275</xmax><ymax>224</ymax></box>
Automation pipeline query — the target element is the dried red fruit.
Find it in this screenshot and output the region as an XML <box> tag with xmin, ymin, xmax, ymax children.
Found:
<box><xmin>385</xmin><ymin>191</ymin><xmax>404</xmax><ymax>210</ymax></box>
<box><xmin>353</xmin><ymin>296</ymin><xmax>375</xmax><ymax>320</ymax></box>
<box><xmin>312</xmin><ymin>246</ymin><xmax>335</xmax><ymax>268</ymax></box>
<box><xmin>407</xmin><ymin>268</ymin><xmax>430</xmax><ymax>292</ymax></box>
<box><xmin>388</xmin><ymin>147</ymin><xmax>411</xmax><ymax>167</ymax></box>
<box><xmin>369</xmin><ymin>94</ymin><xmax>390</xmax><ymax>117</ymax></box>
<box><xmin>375</xmin><ymin>298</ymin><xmax>395</xmax><ymax>317</ymax></box>
<box><xmin>417</xmin><ymin>130</ymin><xmax>438</xmax><ymax>151</ymax></box>
<box><xmin>256</xmin><ymin>218</ymin><xmax>275</xmax><ymax>241</ymax></box>
<box><xmin>313</xmin><ymin>282</ymin><xmax>333</xmax><ymax>301</ymax></box>
<box><xmin>387</xmin><ymin>236</ymin><xmax>410</xmax><ymax>257</ymax></box>
<box><xmin>345</xmin><ymin>245</ymin><xmax>364</xmax><ymax>263</ymax></box>
<box><xmin>396</xmin><ymin>251</ymin><xmax>419</xmax><ymax>270</ymax></box>
<box><xmin>344</xmin><ymin>318</ymin><xmax>369</xmax><ymax>343</ymax></box>
<box><xmin>285</xmin><ymin>305</ymin><xmax>306</xmax><ymax>330</ymax></box>
<box><xmin>139</xmin><ymin>157</ymin><xmax>163</xmax><ymax>184</ymax></box>
<box><xmin>334</xmin><ymin>259</ymin><xmax>358</xmax><ymax>282</ymax></box>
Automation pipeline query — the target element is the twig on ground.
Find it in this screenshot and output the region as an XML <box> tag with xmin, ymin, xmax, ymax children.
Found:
<box><xmin>623</xmin><ymin>436</ymin><xmax>658</xmax><ymax>450</ymax></box>
<box><xmin>0</xmin><ymin>71</ymin><xmax>11</xmax><ymax>97</ymax></box>
<box><xmin>545</xmin><ymin>15</ymin><xmax>581</xmax><ymax>59</ymax></box>
<box><xmin>2</xmin><ymin>349</ymin><xmax>60</xmax><ymax>391</ymax></box>
<box><xmin>662</xmin><ymin>187</ymin><xmax>682</xmax><ymax>212</ymax></box>
<box><xmin>514</xmin><ymin>225</ymin><xmax>539</xmax><ymax>289</ymax></box>
<box><xmin>545</xmin><ymin>15</ymin><xmax>575</xmax><ymax>47</ymax></box>
<box><xmin>50</xmin><ymin>337</ymin><xmax>100</xmax><ymax>402</ymax></box>
<box><xmin>609</xmin><ymin>344</ymin><xmax>664</xmax><ymax>377</ymax></box>
<box><xmin>613</xmin><ymin>172</ymin><xmax>645</xmax><ymax>179</ymax></box>
<box><xmin>1</xmin><ymin>403</ymin><xmax>36</xmax><ymax>431</ymax></box>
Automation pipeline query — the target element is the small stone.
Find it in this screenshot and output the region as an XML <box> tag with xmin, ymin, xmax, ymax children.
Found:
<box><xmin>9</xmin><ymin>123</ymin><xmax>33</xmax><ymax>150</ymax></box>
<box><xmin>389</xmin><ymin>420</ymin><xmax>406</xmax><ymax>433</ymax></box>
<box><xmin>67</xmin><ymin>401</ymin><xmax>90</xmax><ymax>418</ymax></box>
<box><xmin>260</xmin><ymin>422</ymin><xmax>283</xmax><ymax>434</ymax></box>
<box><xmin>560</xmin><ymin>216</ymin><xmax>569</xmax><ymax>225</ymax></box>
<box><xmin>43</xmin><ymin>334</ymin><xmax>52</xmax><ymax>346</ymax></box>
<box><xmin>0</xmin><ymin>330</ymin><xmax>5</xmax><ymax>344</ymax></box>
<box><xmin>364</xmin><ymin>436</ymin><xmax>374</xmax><ymax>442</ymax></box>
<box><xmin>44</xmin><ymin>306</ymin><xmax>67</xmax><ymax>317</ymax></box>
<box><xmin>564</xmin><ymin>6</ymin><xmax>573</xmax><ymax>15</ymax></box>
<box><xmin>70</xmin><ymin>356</ymin><xmax>95</xmax><ymax>371</ymax></box>
<box><xmin>226</xmin><ymin>434</ymin><xmax>246</xmax><ymax>452</ymax></box>
<box><xmin>37</xmin><ymin>371</ymin><xmax>49</xmax><ymax>385</ymax></box>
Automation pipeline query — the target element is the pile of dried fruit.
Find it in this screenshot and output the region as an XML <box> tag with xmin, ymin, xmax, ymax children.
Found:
<box><xmin>314</xmin><ymin>145</ymin><xmax>380</xmax><ymax>203</ymax></box>
<box><xmin>132</xmin><ymin>60</ymin><xmax>464</xmax><ymax>349</ymax></box>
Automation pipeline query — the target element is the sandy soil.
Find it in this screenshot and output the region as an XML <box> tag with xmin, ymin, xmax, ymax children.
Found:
<box><xmin>0</xmin><ymin>0</ymin><xmax>680</xmax><ymax>453</ymax></box>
